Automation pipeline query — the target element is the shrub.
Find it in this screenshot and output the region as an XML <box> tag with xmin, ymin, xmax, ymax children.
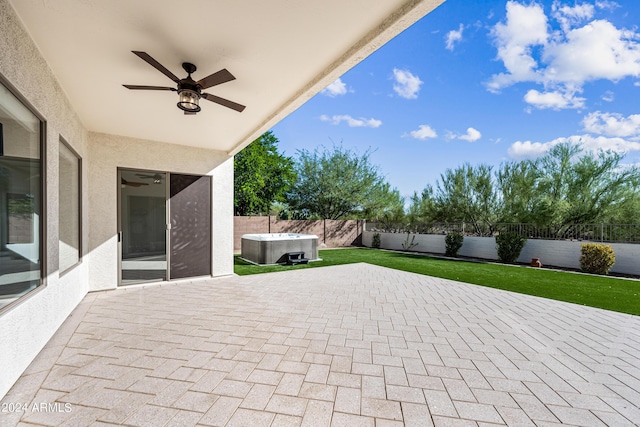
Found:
<box><xmin>580</xmin><ymin>243</ymin><xmax>616</xmax><ymax>275</ymax></box>
<box><xmin>372</xmin><ymin>233</ymin><xmax>381</xmax><ymax>249</ymax></box>
<box><xmin>496</xmin><ymin>232</ymin><xmax>527</xmax><ymax>264</ymax></box>
<box><xmin>402</xmin><ymin>233</ymin><xmax>418</xmax><ymax>251</ymax></box>
<box><xmin>445</xmin><ymin>232</ymin><xmax>464</xmax><ymax>257</ymax></box>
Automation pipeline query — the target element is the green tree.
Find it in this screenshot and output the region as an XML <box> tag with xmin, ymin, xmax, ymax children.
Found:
<box><xmin>530</xmin><ymin>143</ymin><xmax>579</xmax><ymax>225</ymax></box>
<box><xmin>234</xmin><ymin>131</ymin><xmax>296</xmax><ymax>216</ymax></box>
<box><xmin>431</xmin><ymin>163</ymin><xmax>499</xmax><ymax>233</ymax></box>
<box><xmin>496</xmin><ymin>160</ymin><xmax>542</xmax><ymax>223</ymax></box>
<box><xmin>286</xmin><ymin>145</ymin><xmax>401</xmax><ymax>220</ymax></box>
<box><xmin>531</xmin><ymin>143</ymin><xmax>640</xmax><ymax>225</ymax></box>
<box><xmin>374</xmin><ymin>187</ymin><xmax>406</xmax><ymax>222</ymax></box>
<box><xmin>407</xmin><ymin>185</ymin><xmax>436</xmax><ymax>224</ymax></box>
<box><xmin>409</xmin><ymin>142</ymin><xmax>640</xmax><ymax>230</ymax></box>
<box><xmin>608</xmin><ymin>192</ymin><xmax>640</xmax><ymax>224</ymax></box>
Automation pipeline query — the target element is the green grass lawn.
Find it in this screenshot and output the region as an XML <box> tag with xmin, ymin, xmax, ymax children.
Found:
<box><xmin>235</xmin><ymin>248</ymin><xmax>640</xmax><ymax>316</ymax></box>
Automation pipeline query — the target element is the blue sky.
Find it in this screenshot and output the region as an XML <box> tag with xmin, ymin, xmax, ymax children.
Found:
<box><xmin>271</xmin><ymin>0</ymin><xmax>640</xmax><ymax>200</ymax></box>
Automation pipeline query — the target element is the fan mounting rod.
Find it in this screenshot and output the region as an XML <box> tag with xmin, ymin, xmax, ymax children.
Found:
<box><xmin>182</xmin><ymin>62</ymin><xmax>197</xmax><ymax>75</ymax></box>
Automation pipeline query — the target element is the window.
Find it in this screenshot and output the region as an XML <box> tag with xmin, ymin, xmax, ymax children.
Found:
<box><xmin>0</xmin><ymin>79</ymin><xmax>43</xmax><ymax>311</ymax></box>
<box><xmin>59</xmin><ymin>138</ymin><xmax>80</xmax><ymax>273</ymax></box>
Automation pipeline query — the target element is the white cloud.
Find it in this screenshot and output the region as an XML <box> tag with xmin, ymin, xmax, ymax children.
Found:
<box><xmin>445</xmin><ymin>24</ymin><xmax>464</xmax><ymax>51</ymax></box>
<box><xmin>446</xmin><ymin>127</ymin><xmax>483</xmax><ymax>142</ymax></box>
<box><xmin>510</xmin><ymin>108</ymin><xmax>640</xmax><ymax>160</ymax></box>
<box><xmin>508</xmin><ymin>134</ymin><xmax>640</xmax><ymax>160</ymax></box>
<box><xmin>457</xmin><ymin>127</ymin><xmax>482</xmax><ymax>142</ymax></box>
<box><xmin>319</xmin><ymin>114</ymin><xmax>382</xmax><ymax>128</ymax></box>
<box><xmin>407</xmin><ymin>124</ymin><xmax>438</xmax><ymax>140</ymax></box>
<box><xmin>576</xmin><ymin>134</ymin><xmax>640</xmax><ymax>152</ymax></box>
<box><xmin>508</xmin><ymin>140</ymin><xmax>552</xmax><ymax>160</ymax></box>
<box><xmin>487</xmin><ymin>1</ymin><xmax>640</xmax><ymax>109</ymax></box>
<box><xmin>523</xmin><ymin>88</ymin><xmax>585</xmax><ymax>109</ymax></box>
<box><xmin>582</xmin><ymin>111</ymin><xmax>640</xmax><ymax>137</ymax></box>
<box><xmin>321</xmin><ymin>78</ymin><xmax>348</xmax><ymax>97</ymax></box>
<box><xmin>543</xmin><ymin>20</ymin><xmax>640</xmax><ymax>84</ymax></box>
<box><xmin>552</xmin><ymin>1</ymin><xmax>594</xmax><ymax>32</ymax></box>
<box><xmin>595</xmin><ymin>1</ymin><xmax>620</xmax><ymax>11</ymax></box>
<box><xmin>487</xmin><ymin>1</ymin><xmax>549</xmax><ymax>92</ymax></box>
<box><xmin>392</xmin><ymin>68</ymin><xmax>423</xmax><ymax>99</ymax></box>
<box><xmin>601</xmin><ymin>91</ymin><xmax>615</xmax><ymax>102</ymax></box>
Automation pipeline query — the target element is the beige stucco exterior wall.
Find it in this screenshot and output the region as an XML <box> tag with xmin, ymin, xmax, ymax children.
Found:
<box><xmin>211</xmin><ymin>157</ymin><xmax>235</xmax><ymax>276</ymax></box>
<box><xmin>0</xmin><ymin>0</ymin><xmax>90</xmax><ymax>399</ymax></box>
<box><xmin>0</xmin><ymin>0</ymin><xmax>235</xmax><ymax>399</ymax></box>
<box><xmin>87</xmin><ymin>133</ymin><xmax>234</xmax><ymax>291</ymax></box>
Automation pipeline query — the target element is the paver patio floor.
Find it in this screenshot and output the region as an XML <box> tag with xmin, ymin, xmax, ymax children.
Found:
<box><xmin>2</xmin><ymin>263</ymin><xmax>640</xmax><ymax>426</ymax></box>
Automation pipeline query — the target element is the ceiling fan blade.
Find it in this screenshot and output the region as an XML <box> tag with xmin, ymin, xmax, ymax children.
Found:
<box><xmin>123</xmin><ymin>85</ymin><xmax>175</xmax><ymax>91</ymax></box>
<box><xmin>197</xmin><ymin>69</ymin><xmax>236</xmax><ymax>89</ymax></box>
<box><xmin>132</xmin><ymin>51</ymin><xmax>180</xmax><ymax>83</ymax></box>
<box><xmin>184</xmin><ymin>111</ymin><xmax>197</xmax><ymax>115</ymax></box>
<box><xmin>202</xmin><ymin>93</ymin><xmax>246</xmax><ymax>112</ymax></box>
<box><xmin>121</xmin><ymin>178</ymin><xmax>148</xmax><ymax>187</ymax></box>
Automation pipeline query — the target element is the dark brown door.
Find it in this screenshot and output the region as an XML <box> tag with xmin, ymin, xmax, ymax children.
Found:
<box><xmin>169</xmin><ymin>174</ymin><xmax>211</xmax><ymax>279</ymax></box>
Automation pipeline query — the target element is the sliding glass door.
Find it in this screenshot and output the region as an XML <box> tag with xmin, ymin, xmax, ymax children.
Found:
<box><xmin>119</xmin><ymin>170</ymin><xmax>167</xmax><ymax>284</ymax></box>
<box><xmin>118</xmin><ymin>169</ymin><xmax>211</xmax><ymax>285</ymax></box>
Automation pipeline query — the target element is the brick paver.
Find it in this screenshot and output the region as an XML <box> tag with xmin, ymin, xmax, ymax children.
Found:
<box><xmin>2</xmin><ymin>263</ymin><xmax>639</xmax><ymax>426</ymax></box>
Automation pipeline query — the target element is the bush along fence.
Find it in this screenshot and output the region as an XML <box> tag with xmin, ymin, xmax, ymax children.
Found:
<box><xmin>363</xmin><ymin>224</ymin><xmax>640</xmax><ymax>276</ymax></box>
<box><xmin>580</xmin><ymin>243</ymin><xmax>616</xmax><ymax>275</ymax></box>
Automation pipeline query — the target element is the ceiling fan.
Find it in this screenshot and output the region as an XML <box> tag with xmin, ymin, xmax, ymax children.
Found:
<box><xmin>121</xmin><ymin>178</ymin><xmax>149</xmax><ymax>187</ymax></box>
<box><xmin>136</xmin><ymin>173</ymin><xmax>163</xmax><ymax>184</ymax></box>
<box><xmin>123</xmin><ymin>51</ymin><xmax>246</xmax><ymax>115</ymax></box>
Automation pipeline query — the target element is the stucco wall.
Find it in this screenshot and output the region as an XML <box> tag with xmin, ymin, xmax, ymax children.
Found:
<box><xmin>0</xmin><ymin>0</ymin><xmax>90</xmax><ymax>399</ymax></box>
<box><xmin>0</xmin><ymin>0</ymin><xmax>235</xmax><ymax>399</ymax></box>
<box><xmin>87</xmin><ymin>133</ymin><xmax>234</xmax><ymax>291</ymax></box>
<box><xmin>362</xmin><ymin>231</ymin><xmax>640</xmax><ymax>276</ymax></box>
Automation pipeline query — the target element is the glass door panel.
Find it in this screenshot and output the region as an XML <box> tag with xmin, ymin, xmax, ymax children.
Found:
<box><xmin>119</xmin><ymin>170</ymin><xmax>167</xmax><ymax>284</ymax></box>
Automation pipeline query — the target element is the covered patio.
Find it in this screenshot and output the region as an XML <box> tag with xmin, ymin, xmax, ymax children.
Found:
<box><xmin>0</xmin><ymin>0</ymin><xmax>447</xmax><ymax>399</ymax></box>
<box><xmin>3</xmin><ymin>264</ymin><xmax>639</xmax><ymax>426</ymax></box>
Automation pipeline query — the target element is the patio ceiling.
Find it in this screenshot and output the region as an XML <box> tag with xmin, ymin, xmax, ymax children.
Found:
<box><xmin>8</xmin><ymin>0</ymin><xmax>444</xmax><ymax>154</ymax></box>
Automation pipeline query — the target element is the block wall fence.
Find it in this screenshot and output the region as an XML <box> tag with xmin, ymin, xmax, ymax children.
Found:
<box><xmin>362</xmin><ymin>231</ymin><xmax>640</xmax><ymax>276</ymax></box>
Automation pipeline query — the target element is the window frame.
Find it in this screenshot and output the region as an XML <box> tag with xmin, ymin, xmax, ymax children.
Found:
<box><xmin>0</xmin><ymin>73</ymin><xmax>47</xmax><ymax>315</ymax></box>
<box><xmin>58</xmin><ymin>136</ymin><xmax>82</xmax><ymax>276</ymax></box>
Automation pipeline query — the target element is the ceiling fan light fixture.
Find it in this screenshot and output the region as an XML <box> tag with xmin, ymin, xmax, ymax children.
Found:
<box><xmin>177</xmin><ymin>88</ymin><xmax>201</xmax><ymax>113</ymax></box>
<box><xmin>125</xmin><ymin>52</ymin><xmax>245</xmax><ymax>114</ymax></box>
